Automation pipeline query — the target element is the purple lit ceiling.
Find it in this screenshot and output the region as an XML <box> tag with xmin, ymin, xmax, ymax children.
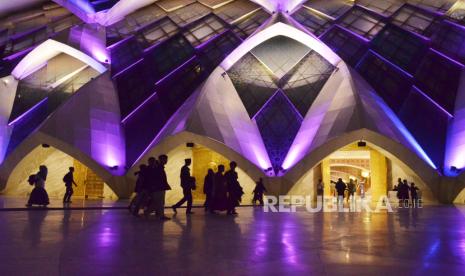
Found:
<box><xmin>1</xmin><ymin>0</ymin><xmax>465</xmax><ymax>177</ymax></box>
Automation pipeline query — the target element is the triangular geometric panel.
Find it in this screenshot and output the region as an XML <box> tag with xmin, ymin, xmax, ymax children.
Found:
<box><xmin>227</xmin><ymin>53</ymin><xmax>278</xmax><ymax>117</ymax></box>
<box><xmin>251</xmin><ymin>35</ymin><xmax>311</xmax><ymax>79</ymax></box>
<box><xmin>281</xmin><ymin>51</ymin><xmax>335</xmax><ymax>116</ymax></box>
<box><xmin>254</xmin><ymin>90</ymin><xmax>303</xmax><ymax>173</ymax></box>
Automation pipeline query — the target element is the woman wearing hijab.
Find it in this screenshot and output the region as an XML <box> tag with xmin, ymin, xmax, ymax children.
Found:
<box><xmin>26</xmin><ymin>165</ymin><xmax>50</xmax><ymax>207</ymax></box>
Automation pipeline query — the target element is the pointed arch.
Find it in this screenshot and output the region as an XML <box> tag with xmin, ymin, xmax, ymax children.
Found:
<box><xmin>0</xmin><ymin>131</ymin><xmax>126</xmax><ymax>197</ymax></box>
<box><xmin>12</xmin><ymin>39</ymin><xmax>106</xmax><ymax>80</ymax></box>
<box><xmin>282</xmin><ymin>128</ymin><xmax>440</xmax><ymax>199</ymax></box>
<box><xmin>220</xmin><ymin>22</ymin><xmax>341</xmax><ymax>70</ymax></box>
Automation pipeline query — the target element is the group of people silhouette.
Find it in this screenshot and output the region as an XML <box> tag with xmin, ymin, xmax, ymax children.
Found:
<box><xmin>324</xmin><ymin>178</ymin><xmax>365</xmax><ymax>203</ymax></box>
<box><xmin>129</xmin><ymin>155</ymin><xmax>266</xmax><ymax>220</ymax></box>
<box><xmin>25</xmin><ymin>165</ymin><xmax>77</xmax><ymax>207</ymax></box>
<box><xmin>393</xmin><ymin>178</ymin><xmax>421</xmax><ymax>207</ymax></box>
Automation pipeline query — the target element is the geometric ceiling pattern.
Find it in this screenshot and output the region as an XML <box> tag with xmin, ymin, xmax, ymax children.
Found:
<box><xmin>292</xmin><ymin>0</ymin><xmax>465</xmax><ymax>171</ymax></box>
<box><xmin>227</xmin><ymin>35</ymin><xmax>335</xmax><ymax>172</ymax></box>
<box><xmin>1</xmin><ymin>0</ymin><xmax>465</xmax><ymax>178</ymax></box>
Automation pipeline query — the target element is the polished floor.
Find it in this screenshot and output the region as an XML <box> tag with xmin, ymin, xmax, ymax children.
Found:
<box><xmin>0</xmin><ymin>197</ymin><xmax>127</xmax><ymax>210</ymax></box>
<box><xmin>1</xmin><ymin>206</ymin><xmax>465</xmax><ymax>275</ymax></box>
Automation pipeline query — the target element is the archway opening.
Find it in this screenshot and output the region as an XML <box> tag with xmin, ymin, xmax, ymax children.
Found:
<box><xmin>1</xmin><ymin>145</ymin><xmax>118</xmax><ymax>200</ymax></box>
<box><xmin>135</xmin><ymin>143</ymin><xmax>258</xmax><ymax>206</ymax></box>
<box><xmin>288</xmin><ymin>141</ymin><xmax>435</xmax><ymax>203</ymax></box>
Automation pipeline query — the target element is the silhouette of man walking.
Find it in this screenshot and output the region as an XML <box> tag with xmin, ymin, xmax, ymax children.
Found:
<box><xmin>63</xmin><ymin>167</ymin><xmax>77</xmax><ymax>203</ymax></box>
<box><xmin>172</xmin><ymin>158</ymin><xmax>196</xmax><ymax>214</ymax></box>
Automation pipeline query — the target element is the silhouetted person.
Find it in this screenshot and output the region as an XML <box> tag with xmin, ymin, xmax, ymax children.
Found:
<box><xmin>172</xmin><ymin>158</ymin><xmax>196</xmax><ymax>214</ymax></box>
<box><xmin>316</xmin><ymin>179</ymin><xmax>324</xmax><ymax>197</ymax></box>
<box><xmin>334</xmin><ymin>178</ymin><xmax>346</xmax><ymax>205</ymax></box>
<box><xmin>211</xmin><ymin>165</ymin><xmax>227</xmax><ymax>213</ymax></box>
<box><xmin>410</xmin><ymin>183</ymin><xmax>419</xmax><ymax>207</ymax></box>
<box><xmin>252</xmin><ymin>178</ymin><xmax>267</xmax><ymax>205</ymax></box>
<box><xmin>130</xmin><ymin>164</ymin><xmax>148</xmax><ymax>215</ymax></box>
<box><xmin>225</xmin><ymin>161</ymin><xmax>244</xmax><ymax>215</ymax></box>
<box><xmin>399</xmin><ymin>179</ymin><xmax>410</xmax><ymax>207</ymax></box>
<box><xmin>203</xmin><ymin>169</ymin><xmax>214</xmax><ymax>211</ymax></box>
<box><xmin>393</xmin><ymin>185</ymin><xmax>398</xmax><ymax>191</ymax></box>
<box><xmin>26</xmin><ymin>165</ymin><xmax>49</xmax><ymax>207</ymax></box>
<box><xmin>347</xmin><ymin>179</ymin><xmax>356</xmax><ymax>202</ymax></box>
<box><xmin>63</xmin><ymin>167</ymin><xmax>77</xmax><ymax>203</ymax></box>
<box><xmin>145</xmin><ymin>155</ymin><xmax>171</xmax><ymax>220</ymax></box>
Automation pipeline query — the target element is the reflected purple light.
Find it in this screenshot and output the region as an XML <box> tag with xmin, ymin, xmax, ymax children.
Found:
<box><xmin>412</xmin><ymin>86</ymin><xmax>453</xmax><ymax>118</ymax></box>
<box><xmin>370</xmin><ymin>89</ymin><xmax>437</xmax><ymax>169</ymax></box>
<box><xmin>8</xmin><ymin>98</ymin><xmax>48</xmax><ymax>126</ymax></box>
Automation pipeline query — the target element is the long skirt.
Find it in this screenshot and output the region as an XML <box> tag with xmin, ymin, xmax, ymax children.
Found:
<box><xmin>211</xmin><ymin>189</ymin><xmax>228</xmax><ymax>211</ymax></box>
<box><xmin>28</xmin><ymin>187</ymin><xmax>50</xmax><ymax>206</ymax></box>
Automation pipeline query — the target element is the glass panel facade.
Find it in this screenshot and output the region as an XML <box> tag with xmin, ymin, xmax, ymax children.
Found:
<box><xmin>303</xmin><ymin>0</ymin><xmax>353</xmax><ymax>19</ymax></box>
<box><xmin>391</xmin><ymin>4</ymin><xmax>438</xmax><ymax>36</ymax></box>
<box><xmin>227</xmin><ymin>53</ymin><xmax>278</xmax><ymax>117</ymax></box>
<box><xmin>338</xmin><ymin>7</ymin><xmax>385</xmax><ymax>39</ymax></box>
<box><xmin>292</xmin><ymin>7</ymin><xmax>333</xmax><ymax>37</ymax></box>
<box><xmin>214</xmin><ymin>0</ymin><xmax>261</xmax><ymax>24</ymax></box>
<box><xmin>232</xmin><ymin>9</ymin><xmax>270</xmax><ymax>40</ymax></box>
<box><xmin>255</xmin><ymin>91</ymin><xmax>303</xmax><ymax>173</ymax></box>
<box><xmin>371</xmin><ymin>26</ymin><xmax>428</xmax><ymax>74</ymax></box>
<box><xmin>355</xmin><ymin>0</ymin><xmax>403</xmax><ymax>16</ymax></box>
<box><xmin>183</xmin><ymin>15</ymin><xmax>227</xmax><ymax>47</ymax></box>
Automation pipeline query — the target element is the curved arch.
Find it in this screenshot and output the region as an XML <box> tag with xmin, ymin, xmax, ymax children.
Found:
<box><xmin>128</xmin><ymin>131</ymin><xmax>266</xmax><ymax>180</ymax></box>
<box><xmin>283</xmin><ymin>128</ymin><xmax>440</xmax><ymax>198</ymax></box>
<box><xmin>12</xmin><ymin>39</ymin><xmax>106</xmax><ymax>80</ymax></box>
<box><xmin>0</xmin><ymin>131</ymin><xmax>124</xmax><ymax>197</ymax></box>
<box><xmin>128</xmin><ymin>131</ymin><xmax>265</xmax><ymax>205</ymax></box>
<box><xmin>220</xmin><ymin>22</ymin><xmax>341</xmax><ymax>70</ymax></box>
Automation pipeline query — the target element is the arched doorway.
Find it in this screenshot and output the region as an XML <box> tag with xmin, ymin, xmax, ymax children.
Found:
<box><xmin>286</xmin><ymin>140</ymin><xmax>436</xmax><ymax>203</ymax></box>
<box><xmin>130</xmin><ymin>138</ymin><xmax>260</xmax><ymax>206</ymax></box>
<box><xmin>1</xmin><ymin>145</ymin><xmax>118</xmax><ymax>200</ymax></box>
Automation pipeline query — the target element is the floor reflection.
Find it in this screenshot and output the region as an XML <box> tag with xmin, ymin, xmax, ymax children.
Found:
<box><xmin>2</xmin><ymin>206</ymin><xmax>465</xmax><ymax>274</ymax></box>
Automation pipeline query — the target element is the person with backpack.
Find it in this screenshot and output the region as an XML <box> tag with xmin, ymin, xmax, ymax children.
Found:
<box><xmin>63</xmin><ymin>167</ymin><xmax>77</xmax><ymax>203</ymax></box>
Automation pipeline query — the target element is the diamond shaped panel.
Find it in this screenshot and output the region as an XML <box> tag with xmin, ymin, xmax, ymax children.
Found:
<box><xmin>227</xmin><ymin>53</ymin><xmax>278</xmax><ymax>117</ymax></box>
<box><xmin>254</xmin><ymin>91</ymin><xmax>303</xmax><ymax>173</ymax></box>
<box><xmin>281</xmin><ymin>51</ymin><xmax>335</xmax><ymax>116</ymax></box>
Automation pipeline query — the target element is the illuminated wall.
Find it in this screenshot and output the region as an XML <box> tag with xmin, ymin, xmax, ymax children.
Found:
<box><xmin>1</xmin><ymin>145</ymin><xmax>118</xmax><ymax>199</ymax></box>
<box><xmin>139</xmin><ymin>143</ymin><xmax>257</xmax><ymax>205</ymax></box>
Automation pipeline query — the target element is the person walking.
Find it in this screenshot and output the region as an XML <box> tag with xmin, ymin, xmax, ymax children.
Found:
<box><xmin>145</xmin><ymin>155</ymin><xmax>171</xmax><ymax>220</ymax></box>
<box><xmin>63</xmin><ymin>167</ymin><xmax>77</xmax><ymax>203</ymax></box>
<box><xmin>203</xmin><ymin>169</ymin><xmax>214</xmax><ymax>211</ymax></box>
<box><xmin>130</xmin><ymin>164</ymin><xmax>148</xmax><ymax>216</ymax></box>
<box><xmin>347</xmin><ymin>179</ymin><xmax>356</xmax><ymax>203</ymax></box>
<box><xmin>252</xmin><ymin>177</ymin><xmax>267</xmax><ymax>206</ymax></box>
<box><xmin>26</xmin><ymin>165</ymin><xmax>50</xmax><ymax>207</ymax></box>
<box><xmin>335</xmin><ymin>178</ymin><xmax>346</xmax><ymax>206</ymax></box>
<box><xmin>210</xmin><ymin>165</ymin><xmax>227</xmax><ymax>213</ymax></box>
<box><xmin>410</xmin><ymin>182</ymin><xmax>419</xmax><ymax>207</ymax></box>
<box><xmin>172</xmin><ymin>159</ymin><xmax>196</xmax><ymax>214</ymax></box>
<box><xmin>225</xmin><ymin>161</ymin><xmax>244</xmax><ymax>215</ymax></box>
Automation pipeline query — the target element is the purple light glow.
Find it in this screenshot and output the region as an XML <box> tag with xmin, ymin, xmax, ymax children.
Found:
<box><xmin>251</xmin><ymin>0</ymin><xmax>306</xmax><ymax>13</ymax></box>
<box><xmin>370</xmin><ymin>89</ymin><xmax>437</xmax><ymax>169</ymax></box>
